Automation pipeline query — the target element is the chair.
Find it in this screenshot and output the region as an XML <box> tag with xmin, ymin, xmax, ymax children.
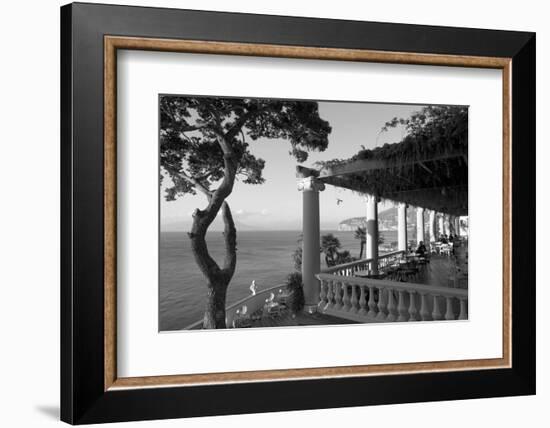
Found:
<box><xmin>232</xmin><ymin>306</ymin><xmax>252</xmax><ymax>328</ymax></box>
<box><xmin>267</xmin><ymin>303</ymin><xmax>283</xmax><ymax>317</ymax></box>
<box><xmin>441</xmin><ymin>244</ymin><xmax>452</xmax><ymax>257</ymax></box>
<box><xmin>263</xmin><ymin>293</ymin><xmax>283</xmax><ymax>318</ymax></box>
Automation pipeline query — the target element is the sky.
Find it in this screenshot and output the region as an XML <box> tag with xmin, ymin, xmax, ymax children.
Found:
<box><xmin>161</xmin><ymin>100</ymin><xmax>426</xmax><ymax>231</ymax></box>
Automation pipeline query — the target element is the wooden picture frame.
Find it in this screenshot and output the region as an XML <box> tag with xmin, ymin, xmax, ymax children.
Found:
<box><xmin>61</xmin><ymin>2</ymin><xmax>535</xmax><ymax>424</ymax></box>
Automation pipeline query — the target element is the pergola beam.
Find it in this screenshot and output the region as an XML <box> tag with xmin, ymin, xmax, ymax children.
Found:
<box><xmin>319</xmin><ymin>151</ymin><xmax>465</xmax><ymax>178</ymax></box>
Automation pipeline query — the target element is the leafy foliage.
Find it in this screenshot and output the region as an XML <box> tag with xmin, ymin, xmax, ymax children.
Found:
<box><xmin>318</xmin><ymin>105</ymin><xmax>467</xmax><ymax>169</ymax></box>
<box><xmin>321</xmin><ymin>233</ymin><xmax>341</xmax><ymax>267</ymax></box>
<box><xmin>160</xmin><ymin>96</ymin><xmax>332</xmax><ymax>201</ymax></box>
<box><xmin>320</xmin><ymin>234</ymin><xmax>354</xmax><ymax>266</ymax></box>
<box><xmin>354</xmin><ymin>226</ymin><xmax>366</xmax><ymax>259</ymax></box>
<box><xmin>335</xmin><ymin>250</ymin><xmax>353</xmax><ymax>265</ymax></box>
<box><xmin>285</xmin><ymin>272</ymin><xmax>305</xmax><ymax>314</ymax></box>
<box><xmin>292</xmin><ymin>235</ymin><xmax>303</xmax><ymax>271</ymax></box>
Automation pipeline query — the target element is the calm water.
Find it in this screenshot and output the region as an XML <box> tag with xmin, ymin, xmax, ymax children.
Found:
<box><xmin>160</xmin><ymin>229</ymin><xmax>398</xmax><ymax>330</ymax></box>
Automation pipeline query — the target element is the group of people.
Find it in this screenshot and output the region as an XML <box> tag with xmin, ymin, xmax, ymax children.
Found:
<box><xmin>437</xmin><ymin>233</ymin><xmax>458</xmax><ymax>244</ymax></box>
<box><xmin>414</xmin><ymin>233</ymin><xmax>461</xmax><ymax>256</ymax></box>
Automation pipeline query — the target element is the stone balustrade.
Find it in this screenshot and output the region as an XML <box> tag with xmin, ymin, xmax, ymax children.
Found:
<box><xmin>321</xmin><ymin>250</ymin><xmax>405</xmax><ymax>277</ymax></box>
<box><xmin>316</xmin><ymin>273</ymin><xmax>468</xmax><ymax>322</ymax></box>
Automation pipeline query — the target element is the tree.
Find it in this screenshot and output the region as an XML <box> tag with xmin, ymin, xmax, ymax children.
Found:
<box><xmin>321</xmin><ymin>234</ymin><xmax>341</xmax><ymax>267</ymax></box>
<box><xmin>355</xmin><ymin>226</ymin><xmax>384</xmax><ymax>259</ymax></box>
<box><xmin>160</xmin><ymin>96</ymin><xmax>331</xmax><ymax>328</ymax></box>
<box><xmin>354</xmin><ymin>226</ymin><xmax>366</xmax><ymax>259</ymax></box>
<box><xmin>335</xmin><ymin>249</ymin><xmax>353</xmax><ymax>265</ymax></box>
<box><xmin>381</xmin><ymin>105</ymin><xmax>467</xmax><ymax>142</ymax></box>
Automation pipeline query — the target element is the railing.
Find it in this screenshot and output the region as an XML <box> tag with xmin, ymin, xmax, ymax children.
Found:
<box><xmin>184</xmin><ymin>283</ymin><xmax>287</xmax><ymax>329</ymax></box>
<box><xmin>316</xmin><ymin>273</ymin><xmax>468</xmax><ymax>323</ymax></box>
<box><xmin>378</xmin><ymin>250</ymin><xmax>406</xmax><ymax>270</ymax></box>
<box><xmin>320</xmin><ymin>250</ymin><xmax>405</xmax><ymax>276</ymax></box>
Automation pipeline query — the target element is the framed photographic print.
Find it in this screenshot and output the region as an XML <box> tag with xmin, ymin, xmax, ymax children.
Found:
<box><xmin>60</xmin><ymin>2</ymin><xmax>535</xmax><ymax>424</ymax></box>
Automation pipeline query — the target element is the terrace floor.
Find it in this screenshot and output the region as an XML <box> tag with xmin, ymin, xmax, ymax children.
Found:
<box><xmin>400</xmin><ymin>254</ymin><xmax>467</xmax><ymax>289</ymax></box>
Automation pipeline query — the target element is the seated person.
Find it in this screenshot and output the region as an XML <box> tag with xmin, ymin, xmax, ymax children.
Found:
<box><xmin>439</xmin><ymin>234</ymin><xmax>448</xmax><ymax>244</ymax></box>
<box><xmin>415</xmin><ymin>241</ymin><xmax>427</xmax><ymax>256</ymax></box>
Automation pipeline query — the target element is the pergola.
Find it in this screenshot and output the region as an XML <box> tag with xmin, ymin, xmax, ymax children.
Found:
<box><xmin>296</xmin><ymin>125</ymin><xmax>468</xmax><ymax>312</ymax></box>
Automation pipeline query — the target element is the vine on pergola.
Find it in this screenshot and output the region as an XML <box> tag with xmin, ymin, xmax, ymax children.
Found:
<box><xmin>315</xmin><ymin>105</ymin><xmax>468</xmax><ymax>213</ymax></box>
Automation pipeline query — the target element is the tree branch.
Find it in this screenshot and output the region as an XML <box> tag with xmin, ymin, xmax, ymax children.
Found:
<box><xmin>180</xmin><ymin>170</ymin><xmax>213</xmax><ymax>200</ymax></box>
<box><xmin>179</xmin><ymin>123</ymin><xmax>209</xmax><ymax>133</ymax></box>
<box><xmin>225</xmin><ymin>110</ymin><xmax>257</xmax><ymax>141</ymax></box>
<box><xmin>221</xmin><ymin>201</ymin><xmax>237</xmax><ymax>276</ymax></box>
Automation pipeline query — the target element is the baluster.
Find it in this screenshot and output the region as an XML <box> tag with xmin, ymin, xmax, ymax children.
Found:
<box><xmin>386</xmin><ymin>288</ymin><xmax>397</xmax><ymax>321</ymax></box>
<box><xmin>318</xmin><ymin>279</ymin><xmax>327</xmax><ymax>310</ymax></box>
<box><xmin>376</xmin><ymin>288</ymin><xmax>387</xmax><ymax>321</ymax></box>
<box><xmin>342</xmin><ymin>282</ymin><xmax>351</xmax><ymax>311</ymax></box>
<box><xmin>358</xmin><ymin>286</ymin><xmax>367</xmax><ymax>316</ymax></box>
<box><xmin>432</xmin><ymin>295</ymin><xmax>443</xmax><ymax>320</ymax></box>
<box><xmin>420</xmin><ymin>293</ymin><xmax>431</xmax><ymax>321</ymax></box>
<box><xmin>397</xmin><ymin>290</ymin><xmax>409</xmax><ymax>322</ymax></box>
<box><xmin>325</xmin><ymin>280</ymin><xmax>334</xmax><ymax>310</ymax></box>
<box><xmin>445</xmin><ymin>296</ymin><xmax>455</xmax><ymax>320</ymax></box>
<box><xmin>408</xmin><ymin>291</ymin><xmax>419</xmax><ymax>321</ymax></box>
<box><xmin>367</xmin><ymin>286</ymin><xmax>377</xmax><ymax>318</ymax></box>
<box><xmin>350</xmin><ymin>284</ymin><xmax>359</xmax><ymax>313</ymax></box>
<box><xmin>334</xmin><ymin>281</ymin><xmax>343</xmax><ymax>310</ymax></box>
<box><xmin>458</xmin><ymin>298</ymin><xmax>468</xmax><ymax>320</ymax></box>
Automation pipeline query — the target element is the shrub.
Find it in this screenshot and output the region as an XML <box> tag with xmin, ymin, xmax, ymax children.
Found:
<box><xmin>285</xmin><ymin>272</ymin><xmax>304</xmax><ymax>313</ymax></box>
<box><xmin>292</xmin><ymin>246</ymin><xmax>302</xmax><ymax>271</ymax></box>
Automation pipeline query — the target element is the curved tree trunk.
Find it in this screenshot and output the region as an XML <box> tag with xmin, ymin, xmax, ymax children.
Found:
<box><xmin>359</xmin><ymin>241</ymin><xmax>365</xmax><ymax>259</ymax></box>
<box><xmin>189</xmin><ymin>201</ymin><xmax>237</xmax><ymax>329</ymax></box>
<box><xmin>202</xmin><ymin>275</ymin><xmax>229</xmax><ymax>329</ymax></box>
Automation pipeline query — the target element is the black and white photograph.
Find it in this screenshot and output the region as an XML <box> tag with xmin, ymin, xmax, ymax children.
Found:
<box><xmin>159</xmin><ymin>96</ymin><xmax>469</xmax><ymax>331</ymax></box>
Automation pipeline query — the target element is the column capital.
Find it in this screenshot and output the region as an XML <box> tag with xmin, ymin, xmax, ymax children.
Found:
<box><xmin>398</xmin><ymin>202</ymin><xmax>408</xmax><ymax>209</ymax></box>
<box><xmin>364</xmin><ymin>193</ymin><xmax>380</xmax><ymax>204</ymax></box>
<box><xmin>297</xmin><ymin>176</ymin><xmax>325</xmax><ymax>192</ymax></box>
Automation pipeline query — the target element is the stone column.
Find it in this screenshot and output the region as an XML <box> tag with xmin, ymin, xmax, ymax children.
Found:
<box><xmin>443</xmin><ymin>214</ymin><xmax>451</xmax><ymax>236</ymax></box>
<box><xmin>438</xmin><ymin>213</ymin><xmax>445</xmax><ymax>238</ymax></box>
<box><xmin>428</xmin><ymin>210</ymin><xmax>436</xmax><ymax>243</ymax></box>
<box><xmin>454</xmin><ymin>216</ymin><xmax>461</xmax><ymax>236</ymax></box>
<box><xmin>416</xmin><ymin>207</ymin><xmax>425</xmax><ymax>245</ymax></box>
<box><xmin>298</xmin><ymin>176</ymin><xmax>325</xmax><ymax>313</ymax></box>
<box><xmin>448</xmin><ymin>215</ymin><xmax>454</xmax><ymax>235</ymax></box>
<box><xmin>366</xmin><ymin>194</ymin><xmax>379</xmax><ymax>274</ymax></box>
<box><xmin>398</xmin><ymin>202</ymin><xmax>408</xmax><ymax>252</ymax></box>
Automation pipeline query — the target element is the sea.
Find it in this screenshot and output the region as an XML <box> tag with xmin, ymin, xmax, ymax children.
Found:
<box><xmin>160</xmin><ymin>229</ymin><xmax>399</xmax><ymax>331</ymax></box>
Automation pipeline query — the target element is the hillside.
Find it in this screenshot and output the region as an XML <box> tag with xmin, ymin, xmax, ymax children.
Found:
<box><xmin>338</xmin><ymin>206</ymin><xmax>417</xmax><ymax>231</ymax></box>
